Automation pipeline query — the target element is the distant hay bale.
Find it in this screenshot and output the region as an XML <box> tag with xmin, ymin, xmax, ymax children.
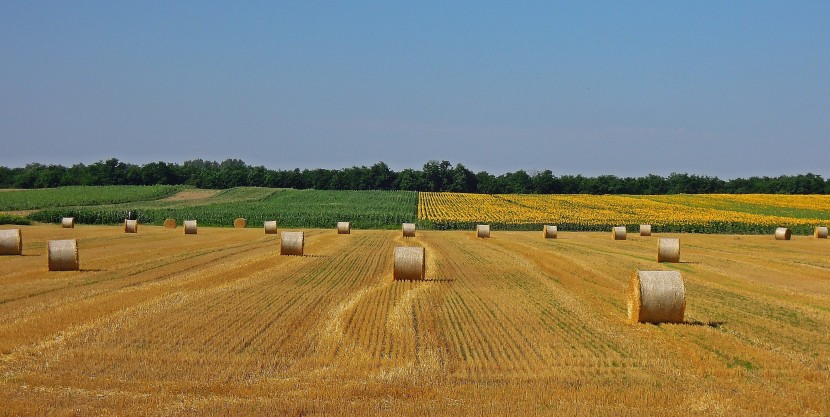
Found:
<box><xmin>280</xmin><ymin>231</ymin><xmax>304</xmax><ymax>256</ymax></box>
<box><xmin>640</xmin><ymin>225</ymin><xmax>652</xmax><ymax>236</ymax></box>
<box><xmin>402</xmin><ymin>223</ymin><xmax>416</xmax><ymax>238</ymax></box>
<box><xmin>612</xmin><ymin>226</ymin><xmax>626</xmax><ymax>240</ymax></box>
<box><xmin>337</xmin><ymin>222</ymin><xmax>351</xmax><ymax>234</ymax></box>
<box><xmin>184</xmin><ymin>220</ymin><xmax>198</xmax><ymax>235</ymax></box>
<box><xmin>0</xmin><ymin>229</ymin><xmax>23</xmax><ymax>255</ymax></box>
<box><xmin>775</xmin><ymin>227</ymin><xmax>792</xmax><ymax>240</ymax></box>
<box><xmin>627</xmin><ymin>270</ymin><xmax>685</xmax><ymax>324</ymax></box>
<box><xmin>47</xmin><ymin>239</ymin><xmax>79</xmax><ymax>271</ymax></box>
<box><xmin>163</xmin><ymin>218</ymin><xmax>177</xmax><ymax>229</ymax></box>
<box><xmin>393</xmin><ymin>246</ymin><xmax>425</xmax><ymax>281</ymax></box>
<box><xmin>61</xmin><ymin>217</ymin><xmax>75</xmax><ymax>228</ymax></box>
<box><xmin>657</xmin><ymin>238</ymin><xmax>680</xmax><ymax>263</ymax></box>
<box><xmin>124</xmin><ymin>219</ymin><xmax>138</xmax><ymax>234</ymax></box>
<box><xmin>234</xmin><ymin>218</ymin><xmax>247</xmax><ymax>228</ymax></box>
<box><xmin>264</xmin><ymin>221</ymin><xmax>278</xmax><ymax>234</ymax></box>
<box><xmin>814</xmin><ymin>226</ymin><xmax>828</xmax><ymax>239</ymax></box>
<box><xmin>543</xmin><ymin>225</ymin><xmax>557</xmax><ymax>239</ymax></box>
<box><xmin>476</xmin><ymin>224</ymin><xmax>490</xmax><ymax>238</ymax></box>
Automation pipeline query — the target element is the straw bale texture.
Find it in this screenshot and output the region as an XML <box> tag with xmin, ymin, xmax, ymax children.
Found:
<box><xmin>0</xmin><ymin>229</ymin><xmax>22</xmax><ymax>255</ymax></box>
<box><xmin>476</xmin><ymin>224</ymin><xmax>490</xmax><ymax>238</ymax></box>
<box><xmin>657</xmin><ymin>238</ymin><xmax>680</xmax><ymax>263</ymax></box>
<box><xmin>124</xmin><ymin>219</ymin><xmax>138</xmax><ymax>234</ymax></box>
<box><xmin>775</xmin><ymin>227</ymin><xmax>792</xmax><ymax>240</ymax></box>
<box><xmin>163</xmin><ymin>218</ymin><xmax>177</xmax><ymax>229</ymax></box>
<box><xmin>184</xmin><ymin>220</ymin><xmax>198</xmax><ymax>235</ymax></box>
<box><xmin>543</xmin><ymin>225</ymin><xmax>557</xmax><ymax>239</ymax></box>
<box><xmin>61</xmin><ymin>217</ymin><xmax>75</xmax><ymax>228</ymax></box>
<box><xmin>280</xmin><ymin>231</ymin><xmax>304</xmax><ymax>256</ymax></box>
<box><xmin>402</xmin><ymin>223</ymin><xmax>416</xmax><ymax>238</ymax></box>
<box><xmin>337</xmin><ymin>222</ymin><xmax>351</xmax><ymax>234</ymax></box>
<box><xmin>264</xmin><ymin>221</ymin><xmax>278</xmax><ymax>234</ymax></box>
<box><xmin>640</xmin><ymin>225</ymin><xmax>652</xmax><ymax>236</ymax></box>
<box><xmin>393</xmin><ymin>246</ymin><xmax>425</xmax><ymax>281</ymax></box>
<box><xmin>627</xmin><ymin>270</ymin><xmax>685</xmax><ymax>324</ymax></box>
<box><xmin>234</xmin><ymin>218</ymin><xmax>247</xmax><ymax>228</ymax></box>
<box><xmin>612</xmin><ymin>226</ymin><xmax>626</xmax><ymax>240</ymax></box>
<box><xmin>814</xmin><ymin>226</ymin><xmax>828</xmax><ymax>239</ymax></box>
<box><xmin>47</xmin><ymin>239</ymin><xmax>79</xmax><ymax>271</ymax></box>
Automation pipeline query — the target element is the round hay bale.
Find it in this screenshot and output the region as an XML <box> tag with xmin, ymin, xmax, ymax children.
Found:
<box><xmin>775</xmin><ymin>227</ymin><xmax>792</xmax><ymax>240</ymax></box>
<box><xmin>47</xmin><ymin>239</ymin><xmax>79</xmax><ymax>271</ymax></box>
<box><xmin>337</xmin><ymin>222</ymin><xmax>351</xmax><ymax>234</ymax></box>
<box><xmin>543</xmin><ymin>225</ymin><xmax>557</xmax><ymax>239</ymax></box>
<box><xmin>476</xmin><ymin>224</ymin><xmax>490</xmax><ymax>238</ymax></box>
<box><xmin>814</xmin><ymin>226</ymin><xmax>828</xmax><ymax>239</ymax></box>
<box><xmin>234</xmin><ymin>218</ymin><xmax>247</xmax><ymax>228</ymax></box>
<box><xmin>657</xmin><ymin>238</ymin><xmax>680</xmax><ymax>263</ymax></box>
<box><xmin>393</xmin><ymin>246</ymin><xmax>425</xmax><ymax>281</ymax></box>
<box><xmin>264</xmin><ymin>220</ymin><xmax>278</xmax><ymax>234</ymax></box>
<box><xmin>124</xmin><ymin>219</ymin><xmax>139</xmax><ymax>234</ymax></box>
<box><xmin>61</xmin><ymin>217</ymin><xmax>75</xmax><ymax>228</ymax></box>
<box><xmin>612</xmin><ymin>226</ymin><xmax>627</xmax><ymax>240</ymax></box>
<box><xmin>163</xmin><ymin>218</ymin><xmax>177</xmax><ymax>229</ymax></box>
<box><xmin>183</xmin><ymin>220</ymin><xmax>198</xmax><ymax>235</ymax></box>
<box><xmin>280</xmin><ymin>231</ymin><xmax>304</xmax><ymax>256</ymax></box>
<box><xmin>402</xmin><ymin>223</ymin><xmax>416</xmax><ymax>238</ymax></box>
<box><xmin>627</xmin><ymin>270</ymin><xmax>685</xmax><ymax>324</ymax></box>
<box><xmin>640</xmin><ymin>225</ymin><xmax>652</xmax><ymax>236</ymax></box>
<box><xmin>0</xmin><ymin>229</ymin><xmax>23</xmax><ymax>255</ymax></box>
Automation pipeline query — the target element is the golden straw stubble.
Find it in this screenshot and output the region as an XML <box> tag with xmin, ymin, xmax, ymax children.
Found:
<box><xmin>657</xmin><ymin>238</ymin><xmax>680</xmax><ymax>263</ymax></box>
<box><xmin>280</xmin><ymin>231</ymin><xmax>304</xmax><ymax>256</ymax></box>
<box><xmin>337</xmin><ymin>222</ymin><xmax>351</xmax><ymax>234</ymax></box>
<box><xmin>393</xmin><ymin>246</ymin><xmax>425</xmax><ymax>280</ymax></box>
<box><xmin>124</xmin><ymin>219</ymin><xmax>138</xmax><ymax>233</ymax></box>
<box><xmin>47</xmin><ymin>239</ymin><xmax>79</xmax><ymax>271</ymax></box>
<box><xmin>402</xmin><ymin>223</ymin><xmax>416</xmax><ymax>238</ymax></box>
<box><xmin>627</xmin><ymin>270</ymin><xmax>685</xmax><ymax>324</ymax></box>
<box><xmin>0</xmin><ymin>229</ymin><xmax>23</xmax><ymax>255</ymax></box>
<box><xmin>775</xmin><ymin>227</ymin><xmax>792</xmax><ymax>240</ymax></box>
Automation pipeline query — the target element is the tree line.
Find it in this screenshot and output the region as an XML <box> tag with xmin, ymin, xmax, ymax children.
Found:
<box><xmin>1</xmin><ymin>158</ymin><xmax>828</xmax><ymax>194</ymax></box>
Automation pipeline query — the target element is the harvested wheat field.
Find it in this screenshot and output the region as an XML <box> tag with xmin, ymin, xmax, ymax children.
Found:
<box><xmin>0</xmin><ymin>225</ymin><xmax>828</xmax><ymax>415</ymax></box>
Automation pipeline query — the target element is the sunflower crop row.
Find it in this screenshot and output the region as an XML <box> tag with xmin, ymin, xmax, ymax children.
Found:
<box><xmin>417</xmin><ymin>192</ymin><xmax>830</xmax><ymax>234</ymax></box>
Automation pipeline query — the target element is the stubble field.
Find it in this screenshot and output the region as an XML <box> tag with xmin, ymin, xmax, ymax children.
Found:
<box><xmin>0</xmin><ymin>224</ymin><xmax>828</xmax><ymax>416</ymax></box>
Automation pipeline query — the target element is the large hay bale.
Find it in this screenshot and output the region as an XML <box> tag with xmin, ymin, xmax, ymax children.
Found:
<box><xmin>337</xmin><ymin>222</ymin><xmax>351</xmax><ymax>234</ymax></box>
<box><xmin>402</xmin><ymin>223</ymin><xmax>416</xmax><ymax>238</ymax></box>
<box><xmin>627</xmin><ymin>270</ymin><xmax>685</xmax><ymax>324</ymax></box>
<box><xmin>543</xmin><ymin>225</ymin><xmax>557</xmax><ymax>239</ymax></box>
<box><xmin>124</xmin><ymin>219</ymin><xmax>138</xmax><ymax>234</ymax></box>
<box><xmin>48</xmin><ymin>239</ymin><xmax>79</xmax><ymax>271</ymax></box>
<box><xmin>657</xmin><ymin>238</ymin><xmax>680</xmax><ymax>263</ymax></box>
<box><xmin>163</xmin><ymin>218</ymin><xmax>177</xmax><ymax>229</ymax></box>
<box><xmin>612</xmin><ymin>226</ymin><xmax>627</xmax><ymax>240</ymax></box>
<box><xmin>393</xmin><ymin>246</ymin><xmax>425</xmax><ymax>281</ymax></box>
<box><xmin>0</xmin><ymin>229</ymin><xmax>23</xmax><ymax>255</ymax></box>
<box><xmin>234</xmin><ymin>218</ymin><xmax>247</xmax><ymax>228</ymax></box>
<box><xmin>814</xmin><ymin>226</ymin><xmax>828</xmax><ymax>239</ymax></box>
<box><xmin>61</xmin><ymin>217</ymin><xmax>75</xmax><ymax>228</ymax></box>
<box><xmin>775</xmin><ymin>227</ymin><xmax>792</xmax><ymax>240</ymax></box>
<box><xmin>476</xmin><ymin>224</ymin><xmax>490</xmax><ymax>238</ymax></box>
<box><xmin>184</xmin><ymin>220</ymin><xmax>198</xmax><ymax>235</ymax></box>
<box><xmin>264</xmin><ymin>221</ymin><xmax>278</xmax><ymax>234</ymax></box>
<box><xmin>280</xmin><ymin>231</ymin><xmax>304</xmax><ymax>256</ymax></box>
<box><xmin>640</xmin><ymin>225</ymin><xmax>652</xmax><ymax>236</ymax></box>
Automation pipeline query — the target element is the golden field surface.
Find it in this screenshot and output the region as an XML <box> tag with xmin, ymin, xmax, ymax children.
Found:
<box><xmin>0</xmin><ymin>225</ymin><xmax>828</xmax><ymax>416</ymax></box>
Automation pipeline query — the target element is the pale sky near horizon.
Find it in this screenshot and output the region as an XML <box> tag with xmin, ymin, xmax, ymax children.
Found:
<box><xmin>1</xmin><ymin>1</ymin><xmax>828</xmax><ymax>178</ymax></box>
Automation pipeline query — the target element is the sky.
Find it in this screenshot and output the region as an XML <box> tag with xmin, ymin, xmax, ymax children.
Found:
<box><xmin>1</xmin><ymin>1</ymin><xmax>828</xmax><ymax>178</ymax></box>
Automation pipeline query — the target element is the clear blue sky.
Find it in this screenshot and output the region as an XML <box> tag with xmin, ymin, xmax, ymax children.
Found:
<box><xmin>1</xmin><ymin>1</ymin><xmax>828</xmax><ymax>178</ymax></box>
